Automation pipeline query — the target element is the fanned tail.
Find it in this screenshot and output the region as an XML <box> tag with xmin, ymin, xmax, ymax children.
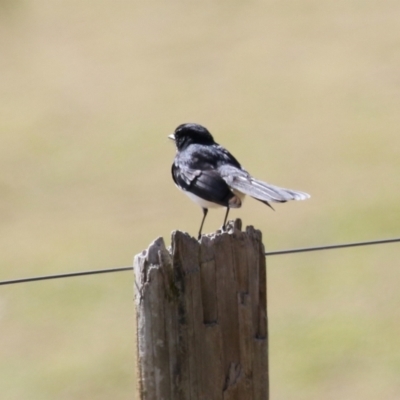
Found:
<box><xmin>225</xmin><ymin>174</ymin><xmax>310</xmax><ymax>204</ymax></box>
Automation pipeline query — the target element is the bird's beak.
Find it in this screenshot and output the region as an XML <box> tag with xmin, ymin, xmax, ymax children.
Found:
<box><xmin>168</xmin><ymin>134</ymin><xmax>175</xmax><ymax>141</ymax></box>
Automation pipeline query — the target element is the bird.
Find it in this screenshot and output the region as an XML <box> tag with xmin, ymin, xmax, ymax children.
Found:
<box><xmin>169</xmin><ymin>123</ymin><xmax>310</xmax><ymax>240</ymax></box>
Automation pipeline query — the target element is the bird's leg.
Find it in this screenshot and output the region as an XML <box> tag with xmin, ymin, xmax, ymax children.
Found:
<box><xmin>198</xmin><ymin>208</ymin><xmax>208</xmax><ymax>240</ymax></box>
<box><xmin>222</xmin><ymin>207</ymin><xmax>230</xmax><ymax>231</ymax></box>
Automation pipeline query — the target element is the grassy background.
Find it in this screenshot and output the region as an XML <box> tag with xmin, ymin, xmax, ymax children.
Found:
<box><xmin>1</xmin><ymin>1</ymin><xmax>399</xmax><ymax>399</ymax></box>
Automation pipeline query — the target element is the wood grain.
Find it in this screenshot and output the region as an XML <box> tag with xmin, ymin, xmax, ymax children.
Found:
<box><xmin>133</xmin><ymin>220</ymin><xmax>268</xmax><ymax>400</ymax></box>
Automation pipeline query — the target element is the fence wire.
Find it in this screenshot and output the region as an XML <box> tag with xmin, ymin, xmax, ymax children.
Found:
<box><xmin>1</xmin><ymin>237</ymin><xmax>399</xmax><ymax>286</ymax></box>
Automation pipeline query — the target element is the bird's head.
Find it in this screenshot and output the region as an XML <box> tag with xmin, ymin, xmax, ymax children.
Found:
<box><xmin>169</xmin><ymin>123</ymin><xmax>215</xmax><ymax>151</ymax></box>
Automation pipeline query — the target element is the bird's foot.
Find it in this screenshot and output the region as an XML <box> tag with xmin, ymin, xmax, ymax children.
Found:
<box><xmin>221</xmin><ymin>219</ymin><xmax>242</xmax><ymax>234</ymax></box>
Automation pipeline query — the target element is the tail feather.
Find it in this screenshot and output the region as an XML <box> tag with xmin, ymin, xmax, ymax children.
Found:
<box><xmin>226</xmin><ymin>175</ymin><xmax>310</xmax><ymax>203</ymax></box>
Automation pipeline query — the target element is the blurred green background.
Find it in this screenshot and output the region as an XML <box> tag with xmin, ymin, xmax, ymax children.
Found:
<box><xmin>1</xmin><ymin>1</ymin><xmax>399</xmax><ymax>399</ymax></box>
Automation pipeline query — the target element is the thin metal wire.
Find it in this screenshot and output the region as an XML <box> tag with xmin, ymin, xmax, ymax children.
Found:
<box><xmin>0</xmin><ymin>266</ymin><xmax>133</xmax><ymax>286</ymax></box>
<box><xmin>0</xmin><ymin>237</ymin><xmax>399</xmax><ymax>286</ymax></box>
<box><xmin>265</xmin><ymin>237</ymin><xmax>400</xmax><ymax>256</ymax></box>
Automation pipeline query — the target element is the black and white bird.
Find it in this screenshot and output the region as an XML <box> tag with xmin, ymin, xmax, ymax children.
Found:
<box><xmin>169</xmin><ymin>123</ymin><xmax>310</xmax><ymax>239</ymax></box>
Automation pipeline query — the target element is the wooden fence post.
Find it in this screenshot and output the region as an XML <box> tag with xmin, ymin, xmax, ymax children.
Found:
<box><xmin>133</xmin><ymin>219</ymin><xmax>269</xmax><ymax>400</ymax></box>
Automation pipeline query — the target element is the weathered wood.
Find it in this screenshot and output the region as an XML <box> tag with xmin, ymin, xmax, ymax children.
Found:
<box><xmin>133</xmin><ymin>219</ymin><xmax>269</xmax><ymax>400</ymax></box>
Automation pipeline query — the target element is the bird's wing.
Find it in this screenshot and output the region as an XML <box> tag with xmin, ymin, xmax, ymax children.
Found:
<box><xmin>172</xmin><ymin>164</ymin><xmax>236</xmax><ymax>207</ymax></box>
<box><xmin>220</xmin><ymin>165</ymin><xmax>310</xmax><ymax>203</ymax></box>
